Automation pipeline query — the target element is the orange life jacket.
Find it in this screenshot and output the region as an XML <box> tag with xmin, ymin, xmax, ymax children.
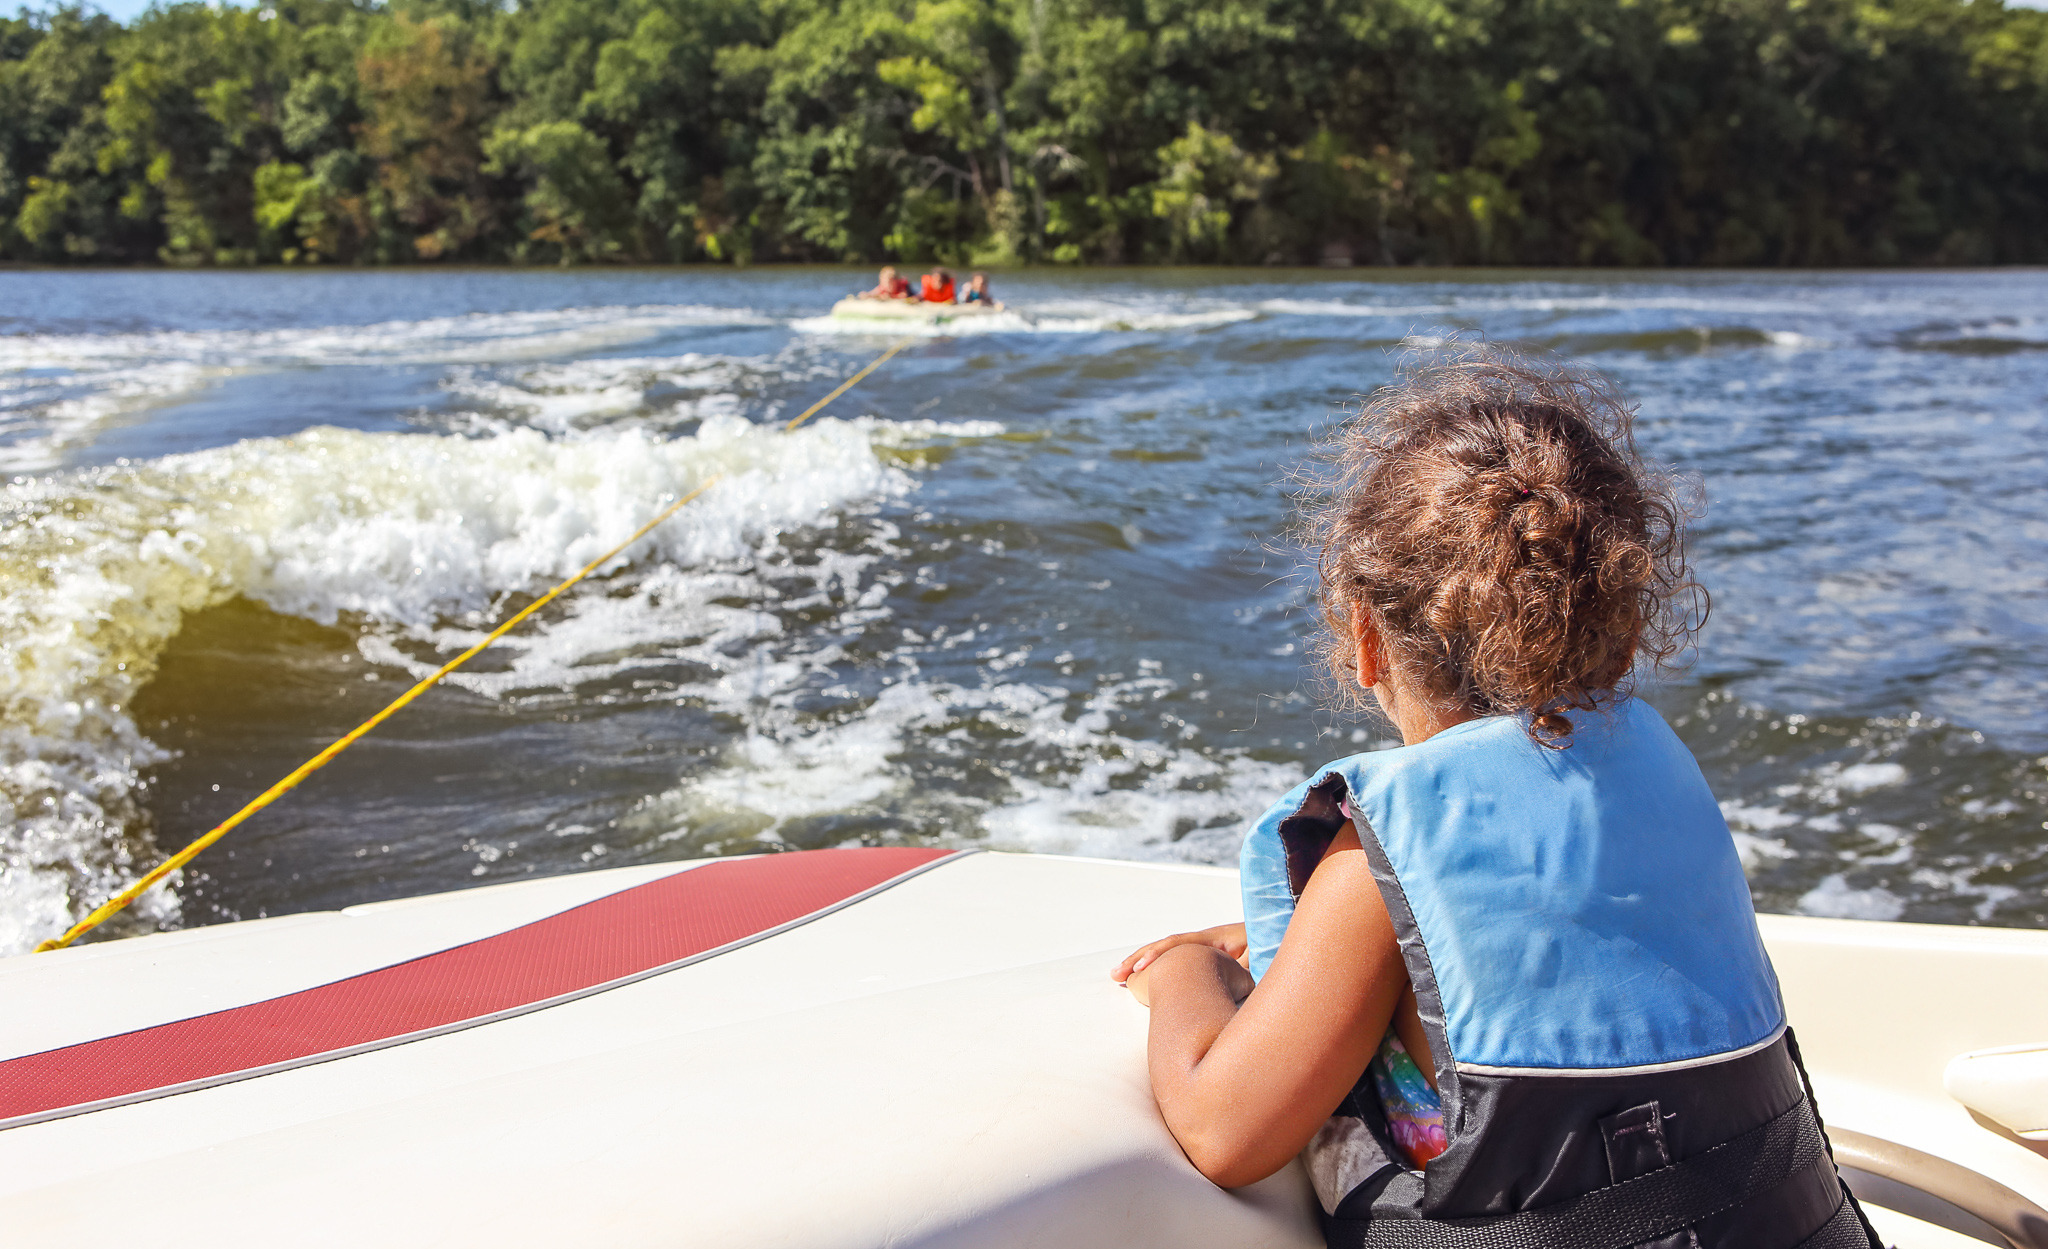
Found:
<box><xmin>920</xmin><ymin>274</ymin><xmax>955</xmax><ymax>303</ymax></box>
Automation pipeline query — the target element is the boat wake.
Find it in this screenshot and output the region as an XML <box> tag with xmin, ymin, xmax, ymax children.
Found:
<box><xmin>0</xmin><ymin>414</ymin><xmax>907</xmax><ymax>953</ymax></box>
<box><xmin>0</xmin><ymin>304</ymin><xmax>772</xmax><ymax>471</ymax></box>
<box><xmin>791</xmin><ymin>303</ymin><xmax>1257</xmax><ymax>337</ymax></box>
<box><xmin>0</xmin><ymin>403</ymin><xmax>1289</xmax><ymax>954</ymax></box>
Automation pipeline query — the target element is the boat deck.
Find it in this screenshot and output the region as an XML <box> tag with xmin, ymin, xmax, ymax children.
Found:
<box><xmin>2</xmin><ymin>851</ymin><xmax>2042</xmax><ymax>1247</ymax></box>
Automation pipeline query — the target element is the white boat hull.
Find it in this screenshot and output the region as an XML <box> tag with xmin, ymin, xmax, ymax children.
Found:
<box><xmin>1</xmin><ymin>851</ymin><xmax>2042</xmax><ymax>1247</ymax></box>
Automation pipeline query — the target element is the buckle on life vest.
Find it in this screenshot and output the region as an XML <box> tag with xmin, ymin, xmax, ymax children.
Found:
<box><xmin>1332</xmin><ymin>1097</ymin><xmax>1844</xmax><ymax>1248</ymax></box>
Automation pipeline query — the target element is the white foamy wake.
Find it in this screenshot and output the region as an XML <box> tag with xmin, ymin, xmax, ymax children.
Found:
<box><xmin>790</xmin><ymin>303</ymin><xmax>1256</xmax><ymax>337</ymax></box>
<box><xmin>0</xmin><ymin>412</ymin><xmax>907</xmax><ymax>953</ymax></box>
<box><xmin>438</xmin><ymin>347</ymin><xmax>860</xmax><ymax>436</ymax></box>
<box><xmin>613</xmin><ymin>661</ymin><xmax>1300</xmax><ymax>868</ymax></box>
<box><xmin>0</xmin><ymin>305</ymin><xmax>771</xmax><ymax>375</ymax></box>
<box><xmin>344</xmin><ymin>491</ymin><xmax>1288</xmax><ymax>879</ymax></box>
<box><xmin>1795</xmin><ymin>874</ymin><xmax>1906</xmax><ymax>921</ymax></box>
<box><xmin>1710</xmin><ymin>718</ymin><xmax>2026</xmax><ymax>921</ymax></box>
<box><xmin>974</xmin><ymin>675</ymin><xmax>1303</xmax><ymax>863</ymax></box>
<box><xmin>1258</xmin><ymin>293</ymin><xmax>1824</xmax><ymax>320</ymax></box>
<box><xmin>0</xmin><ymin>304</ymin><xmax>772</xmax><ymax>469</ymax></box>
<box><xmin>792</xmin><ymin>291</ymin><xmax>1822</xmax><ymax>343</ymax></box>
<box><xmin>444</xmin><ymin>354</ymin><xmax>759</xmax><ymax>434</ymax></box>
<box><xmin>0</xmin><ymin>361</ymin><xmax>228</xmax><ymax>472</ymax></box>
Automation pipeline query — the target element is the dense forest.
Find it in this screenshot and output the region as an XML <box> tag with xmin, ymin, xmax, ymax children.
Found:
<box><xmin>3</xmin><ymin>0</ymin><xmax>2047</xmax><ymax>267</ymax></box>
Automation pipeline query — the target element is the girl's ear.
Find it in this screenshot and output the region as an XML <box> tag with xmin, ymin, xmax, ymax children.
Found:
<box><xmin>1354</xmin><ymin>613</ymin><xmax>1382</xmax><ymax>690</ymax></box>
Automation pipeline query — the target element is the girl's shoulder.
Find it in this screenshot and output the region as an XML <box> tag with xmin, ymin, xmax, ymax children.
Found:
<box><xmin>1267</xmin><ymin>699</ymin><xmax>1707</xmax><ymax>854</ymax></box>
<box><xmin>1342</xmin><ymin>697</ymin><xmax>1688</xmax><ymax>792</ymax></box>
<box><xmin>1241</xmin><ymin>698</ymin><xmax>1700</xmax><ymax>880</ymax></box>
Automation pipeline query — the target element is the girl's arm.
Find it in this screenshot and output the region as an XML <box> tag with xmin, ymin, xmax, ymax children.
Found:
<box><xmin>1128</xmin><ymin>823</ymin><xmax>1409</xmax><ymax>1188</ymax></box>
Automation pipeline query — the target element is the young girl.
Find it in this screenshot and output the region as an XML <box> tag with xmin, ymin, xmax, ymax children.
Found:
<box><xmin>1113</xmin><ymin>352</ymin><xmax>1880</xmax><ymax>1248</ymax></box>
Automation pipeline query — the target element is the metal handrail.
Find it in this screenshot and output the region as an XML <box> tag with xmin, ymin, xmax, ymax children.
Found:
<box><xmin>1832</xmin><ymin>1127</ymin><xmax>2048</xmax><ymax>1249</ymax></box>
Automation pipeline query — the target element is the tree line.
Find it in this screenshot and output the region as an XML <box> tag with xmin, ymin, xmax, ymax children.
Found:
<box><xmin>4</xmin><ymin>0</ymin><xmax>2046</xmax><ymax>268</ymax></box>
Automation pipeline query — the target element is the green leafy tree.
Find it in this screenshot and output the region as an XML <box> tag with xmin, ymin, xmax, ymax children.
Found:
<box><xmin>355</xmin><ymin>12</ymin><xmax>500</xmax><ymax>259</ymax></box>
<box><xmin>876</xmin><ymin>0</ymin><xmax>1022</xmax><ymax>260</ymax></box>
<box><xmin>484</xmin><ymin>119</ymin><xmax>631</xmax><ymax>261</ymax></box>
<box><xmin>3</xmin><ymin>0</ymin><xmax>2047</xmax><ymax>266</ymax></box>
<box><xmin>1</xmin><ymin>7</ymin><xmax>124</xmax><ymax>258</ymax></box>
<box><xmin>1151</xmin><ymin>121</ymin><xmax>1274</xmax><ymax>261</ymax></box>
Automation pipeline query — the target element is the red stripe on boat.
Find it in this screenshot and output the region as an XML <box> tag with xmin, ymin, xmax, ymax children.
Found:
<box><xmin>1</xmin><ymin>847</ymin><xmax>954</xmax><ymax>1125</ymax></box>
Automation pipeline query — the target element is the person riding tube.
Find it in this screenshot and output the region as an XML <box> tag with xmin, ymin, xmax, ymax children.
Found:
<box><xmin>919</xmin><ymin>267</ymin><xmax>956</xmax><ymax>304</ymax></box>
<box><xmin>963</xmin><ymin>273</ymin><xmax>1002</xmax><ymax>309</ymax></box>
<box><xmin>858</xmin><ymin>266</ymin><xmax>911</xmax><ymax>300</ymax></box>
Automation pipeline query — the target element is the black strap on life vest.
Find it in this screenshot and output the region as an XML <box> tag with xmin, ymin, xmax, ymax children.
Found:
<box><xmin>1341</xmin><ymin>1097</ymin><xmax>1837</xmax><ymax>1249</ymax></box>
<box><xmin>1784</xmin><ymin>1028</ymin><xmax>1889</xmax><ymax>1249</ymax></box>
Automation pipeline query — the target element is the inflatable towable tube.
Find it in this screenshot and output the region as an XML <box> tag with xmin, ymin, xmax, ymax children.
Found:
<box><xmin>828</xmin><ymin>296</ymin><xmax>1005</xmax><ymax>325</ymax></box>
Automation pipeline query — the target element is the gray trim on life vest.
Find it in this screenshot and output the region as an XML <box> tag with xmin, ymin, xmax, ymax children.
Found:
<box><xmin>1348</xmin><ymin>792</ymin><xmax>1464</xmax><ymax>1135</ymax></box>
<box><xmin>1275</xmin><ymin>772</ymin><xmax>1468</xmax><ymax>1132</ymax></box>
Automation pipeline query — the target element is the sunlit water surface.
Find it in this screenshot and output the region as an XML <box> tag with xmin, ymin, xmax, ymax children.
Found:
<box><xmin>2</xmin><ymin>267</ymin><xmax>2044</xmax><ymax>953</ymax></box>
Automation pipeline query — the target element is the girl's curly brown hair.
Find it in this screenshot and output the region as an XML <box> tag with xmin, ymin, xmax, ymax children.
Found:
<box><xmin>1306</xmin><ymin>347</ymin><xmax>1707</xmax><ymax>747</ymax></box>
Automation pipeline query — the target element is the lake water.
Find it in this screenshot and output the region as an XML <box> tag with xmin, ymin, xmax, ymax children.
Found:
<box><xmin>2</xmin><ymin>267</ymin><xmax>2044</xmax><ymax>954</ymax></box>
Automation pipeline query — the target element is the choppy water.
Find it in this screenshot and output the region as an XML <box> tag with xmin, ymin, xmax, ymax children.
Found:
<box><xmin>2</xmin><ymin>267</ymin><xmax>2044</xmax><ymax>954</ymax></box>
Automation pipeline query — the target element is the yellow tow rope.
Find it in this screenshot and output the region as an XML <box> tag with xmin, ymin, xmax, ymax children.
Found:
<box><xmin>37</xmin><ymin>335</ymin><xmax>914</xmax><ymax>952</ymax></box>
<box><xmin>786</xmin><ymin>337</ymin><xmax>914</xmax><ymax>430</ymax></box>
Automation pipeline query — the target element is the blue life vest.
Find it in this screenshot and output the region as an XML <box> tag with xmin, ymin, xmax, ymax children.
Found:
<box><xmin>1239</xmin><ymin>700</ymin><xmax>1880</xmax><ymax>1249</ymax></box>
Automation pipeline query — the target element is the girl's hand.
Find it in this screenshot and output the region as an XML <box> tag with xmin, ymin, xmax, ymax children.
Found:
<box><xmin>1112</xmin><ymin>923</ymin><xmax>1248</xmax><ymax>986</ymax></box>
<box><xmin>1126</xmin><ymin>944</ymin><xmax>1255</xmax><ymax>1010</ymax></box>
<box><xmin>1125</xmin><ymin>963</ymin><xmax>1153</xmax><ymax>1007</ymax></box>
